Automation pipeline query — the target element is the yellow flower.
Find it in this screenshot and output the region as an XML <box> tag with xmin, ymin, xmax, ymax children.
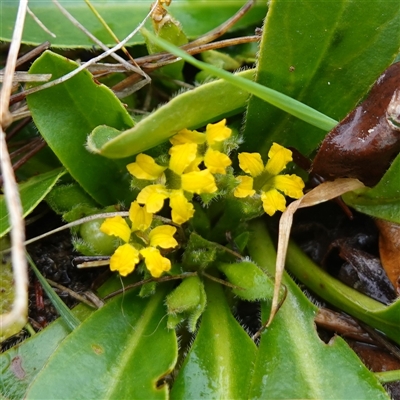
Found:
<box><xmin>140</xmin><ymin>225</ymin><xmax>178</xmax><ymax>277</ymax></box>
<box><xmin>100</xmin><ymin>201</ymin><xmax>177</xmax><ymax>277</ymax></box>
<box><xmin>204</xmin><ymin>148</ymin><xmax>232</xmax><ymax>175</ymax></box>
<box><xmin>170</xmin><ymin>119</ymin><xmax>232</xmax><ymax>174</ymax></box>
<box><xmin>234</xmin><ymin>143</ymin><xmax>304</xmax><ymax>216</ymax></box>
<box><xmin>131</xmin><ymin>145</ymin><xmax>217</xmax><ymax>224</ymax></box>
<box><xmin>128</xmin><ymin>120</ymin><xmax>233</xmax><ymax>224</ymax></box>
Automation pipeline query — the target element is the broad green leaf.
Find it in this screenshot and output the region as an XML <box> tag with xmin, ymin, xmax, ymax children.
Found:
<box><xmin>27</xmin><ymin>51</ymin><xmax>135</xmax><ymax>206</ymax></box>
<box><xmin>343</xmin><ymin>153</ymin><xmax>400</xmax><ymax>223</ymax></box>
<box><xmin>248</xmin><ymin>220</ymin><xmax>389</xmax><ymax>399</ymax></box>
<box><xmin>171</xmin><ymin>278</ymin><xmax>257</xmax><ymax>399</ymax></box>
<box><xmin>87</xmin><ymin>69</ymin><xmax>254</xmax><ymax>158</ymax></box>
<box><xmin>1</xmin><ymin>0</ymin><xmax>267</xmax><ymax>48</ymax></box>
<box><xmin>286</xmin><ymin>241</ymin><xmax>400</xmax><ymax>345</ymax></box>
<box><xmin>25</xmin><ymin>284</ymin><xmax>177</xmax><ymax>399</ymax></box>
<box><xmin>0</xmin><ymin>276</ymin><xmax>126</xmax><ymax>400</ymax></box>
<box><xmin>0</xmin><ymin>168</ymin><xmax>65</xmax><ymax>238</ymax></box>
<box><xmin>242</xmin><ymin>0</ymin><xmax>400</xmax><ymax>157</ymax></box>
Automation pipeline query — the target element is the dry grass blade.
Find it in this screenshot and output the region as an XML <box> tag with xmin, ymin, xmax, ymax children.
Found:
<box><xmin>266</xmin><ymin>178</ymin><xmax>365</xmax><ymax>328</ymax></box>
<box><xmin>11</xmin><ymin>0</ymin><xmax>159</xmax><ymax>101</ymax></box>
<box><xmin>0</xmin><ymin>0</ymin><xmax>29</xmax><ymax>337</ymax></box>
<box><xmin>26</xmin><ymin>6</ymin><xmax>57</xmax><ymax>38</ymax></box>
<box><xmin>0</xmin><ymin>72</ymin><xmax>52</xmax><ymax>83</ymax></box>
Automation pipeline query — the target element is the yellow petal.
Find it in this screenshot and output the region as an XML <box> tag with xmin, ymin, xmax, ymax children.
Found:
<box><xmin>140</xmin><ymin>247</ymin><xmax>171</xmax><ymax>278</ymax></box>
<box><xmin>273</xmin><ymin>174</ymin><xmax>305</xmax><ymax>199</ymax></box>
<box><xmin>238</xmin><ymin>152</ymin><xmax>264</xmax><ymax>177</ymax></box>
<box><xmin>265</xmin><ymin>143</ymin><xmax>293</xmax><ymax>175</ymax></box>
<box><xmin>110</xmin><ymin>243</ymin><xmax>140</xmax><ymax>276</ymax></box>
<box><xmin>234</xmin><ymin>176</ymin><xmax>255</xmax><ymax>198</ymax></box>
<box><xmin>184</xmin><ymin>156</ymin><xmax>203</xmax><ymax>173</ymax></box>
<box><xmin>181</xmin><ymin>169</ymin><xmax>217</xmax><ymax>194</ymax></box>
<box><xmin>204</xmin><ymin>149</ymin><xmax>232</xmax><ymax>174</ymax></box>
<box><xmin>100</xmin><ymin>216</ymin><xmax>131</xmax><ymax>243</ymax></box>
<box><xmin>170</xmin><ymin>128</ymin><xmax>206</xmax><ymax>146</ymax></box>
<box><xmin>261</xmin><ymin>189</ymin><xmax>287</xmax><ymax>216</ymax></box>
<box><xmin>169</xmin><ymin>190</ymin><xmax>195</xmax><ymax>224</ymax></box>
<box><xmin>126</xmin><ymin>154</ymin><xmax>166</xmax><ymax>180</ymax></box>
<box><xmin>137</xmin><ymin>184</ymin><xmax>169</xmax><ymax>213</ymax></box>
<box><xmin>205</xmin><ymin>119</ymin><xmax>232</xmax><ymax>145</ymax></box>
<box><xmin>129</xmin><ymin>201</ymin><xmax>153</xmax><ymax>232</ymax></box>
<box><xmin>169</xmin><ymin>143</ymin><xmax>198</xmax><ymax>175</ymax></box>
<box><xmin>149</xmin><ymin>225</ymin><xmax>178</xmax><ymax>248</ymax></box>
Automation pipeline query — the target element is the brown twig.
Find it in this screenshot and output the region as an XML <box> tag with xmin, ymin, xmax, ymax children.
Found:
<box><xmin>0</xmin><ymin>0</ymin><xmax>29</xmax><ymax>334</ymax></box>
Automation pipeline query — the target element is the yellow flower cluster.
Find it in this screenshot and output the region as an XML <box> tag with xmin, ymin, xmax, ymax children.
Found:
<box><xmin>99</xmin><ymin>119</ymin><xmax>305</xmax><ymax>278</ymax></box>
<box><xmin>100</xmin><ymin>201</ymin><xmax>177</xmax><ymax>277</ymax></box>
<box><xmin>127</xmin><ymin>119</ymin><xmax>233</xmax><ymax>225</ymax></box>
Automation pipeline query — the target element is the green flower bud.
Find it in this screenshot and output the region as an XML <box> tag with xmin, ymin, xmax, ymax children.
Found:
<box><xmin>218</xmin><ymin>261</ymin><xmax>275</xmax><ymax>301</ymax></box>
<box><xmin>46</xmin><ymin>183</ymin><xmax>97</xmax><ymax>214</ymax></box>
<box><xmin>79</xmin><ymin>219</ymin><xmax>117</xmax><ymax>256</ymax></box>
<box><xmin>182</xmin><ymin>233</ymin><xmax>218</xmax><ymax>270</ymax></box>
<box><xmin>166</xmin><ymin>276</ymin><xmax>206</xmax><ymax>332</ymax></box>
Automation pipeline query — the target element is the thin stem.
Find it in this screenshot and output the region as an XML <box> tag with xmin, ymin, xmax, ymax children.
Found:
<box><xmin>102</xmin><ymin>272</ymin><xmax>198</xmax><ymax>300</ymax></box>
<box><xmin>19</xmin><ymin>212</ymin><xmax>130</xmax><ymax>248</ymax></box>
<box><xmin>201</xmin><ymin>271</ymin><xmax>245</xmax><ymax>291</ymax></box>
<box><xmin>375</xmin><ymin>370</ymin><xmax>400</xmax><ymax>384</ymax></box>
<box><xmin>46</xmin><ymin>279</ymin><xmax>100</xmax><ymax>309</ymax></box>
<box><xmin>213</xmin><ymin>241</ymin><xmax>243</xmax><ymax>259</ymax></box>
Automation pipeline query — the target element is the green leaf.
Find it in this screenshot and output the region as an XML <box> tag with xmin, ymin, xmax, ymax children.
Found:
<box><xmin>171</xmin><ymin>278</ymin><xmax>257</xmax><ymax>399</ymax></box>
<box><xmin>248</xmin><ymin>220</ymin><xmax>389</xmax><ymax>399</ymax></box>
<box><xmin>25</xmin><ymin>285</ymin><xmax>177</xmax><ymax>400</ymax></box>
<box><xmin>1</xmin><ymin>0</ymin><xmax>267</xmax><ymax>48</ymax></box>
<box><xmin>27</xmin><ymin>51</ymin><xmax>135</xmax><ymax>206</ymax></box>
<box><xmin>87</xmin><ymin>69</ymin><xmax>254</xmax><ymax>158</ymax></box>
<box><xmin>0</xmin><ymin>168</ymin><xmax>66</xmax><ymax>238</ymax></box>
<box><xmin>218</xmin><ymin>260</ymin><xmax>274</xmax><ymax>301</ymax></box>
<box><xmin>242</xmin><ymin>0</ymin><xmax>400</xmax><ymax>157</ymax></box>
<box><xmin>343</xmin><ymin>153</ymin><xmax>400</xmax><ymax>223</ymax></box>
<box><xmin>0</xmin><ymin>275</ymin><xmax>125</xmax><ymax>400</ymax></box>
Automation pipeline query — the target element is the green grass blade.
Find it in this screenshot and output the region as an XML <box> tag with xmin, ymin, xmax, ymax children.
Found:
<box><xmin>141</xmin><ymin>29</ymin><xmax>337</xmax><ymax>131</ymax></box>
<box><xmin>27</xmin><ymin>254</ymin><xmax>80</xmax><ymax>330</ymax></box>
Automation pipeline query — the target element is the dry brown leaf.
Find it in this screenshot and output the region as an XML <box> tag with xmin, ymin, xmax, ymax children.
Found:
<box><xmin>267</xmin><ymin>178</ymin><xmax>365</xmax><ymax>327</ymax></box>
